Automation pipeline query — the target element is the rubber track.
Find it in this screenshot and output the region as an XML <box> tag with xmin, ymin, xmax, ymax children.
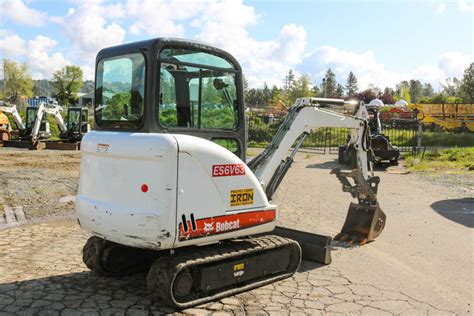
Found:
<box><xmin>82</xmin><ymin>236</ymin><xmax>160</xmax><ymax>276</ymax></box>
<box><xmin>147</xmin><ymin>235</ymin><xmax>302</xmax><ymax>309</ymax></box>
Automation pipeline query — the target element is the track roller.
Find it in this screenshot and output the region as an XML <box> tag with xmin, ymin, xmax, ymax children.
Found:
<box><xmin>82</xmin><ymin>236</ymin><xmax>161</xmax><ymax>276</ymax></box>
<box><xmin>146</xmin><ymin>235</ymin><xmax>301</xmax><ymax>309</ymax></box>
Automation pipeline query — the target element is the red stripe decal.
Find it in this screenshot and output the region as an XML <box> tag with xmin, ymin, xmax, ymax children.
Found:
<box><xmin>178</xmin><ymin>210</ymin><xmax>276</xmax><ymax>241</ymax></box>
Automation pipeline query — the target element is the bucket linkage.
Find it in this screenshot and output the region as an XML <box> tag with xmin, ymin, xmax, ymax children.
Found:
<box><xmin>331</xmin><ymin>168</ymin><xmax>386</xmax><ymax>244</ymax></box>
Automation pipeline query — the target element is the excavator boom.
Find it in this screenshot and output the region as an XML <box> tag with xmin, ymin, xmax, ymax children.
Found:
<box><xmin>249</xmin><ymin>97</ymin><xmax>386</xmax><ymax>243</ymax></box>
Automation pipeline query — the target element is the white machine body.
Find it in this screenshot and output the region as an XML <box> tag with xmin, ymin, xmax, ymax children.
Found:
<box><xmin>77</xmin><ymin>132</ymin><xmax>276</xmax><ymax>250</ymax></box>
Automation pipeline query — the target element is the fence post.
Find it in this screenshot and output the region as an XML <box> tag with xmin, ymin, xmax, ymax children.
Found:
<box><xmin>417</xmin><ymin>122</ymin><xmax>423</xmax><ymax>154</ymax></box>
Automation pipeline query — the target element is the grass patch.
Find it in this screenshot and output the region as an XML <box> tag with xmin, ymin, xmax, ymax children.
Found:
<box><xmin>421</xmin><ymin>132</ymin><xmax>474</xmax><ymax>147</ymax></box>
<box><xmin>405</xmin><ymin>147</ymin><xmax>474</xmax><ymax>172</ymax></box>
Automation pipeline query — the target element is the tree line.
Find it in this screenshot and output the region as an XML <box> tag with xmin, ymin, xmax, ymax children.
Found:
<box><xmin>245</xmin><ymin>63</ymin><xmax>474</xmax><ymax>107</ymax></box>
<box><xmin>1</xmin><ymin>59</ymin><xmax>92</xmax><ymax>107</ymax></box>
<box><xmin>2</xmin><ymin>57</ymin><xmax>472</xmax><ymax>108</ymax></box>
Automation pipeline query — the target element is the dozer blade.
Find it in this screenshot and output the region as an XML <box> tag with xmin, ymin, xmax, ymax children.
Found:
<box><xmin>335</xmin><ymin>202</ymin><xmax>386</xmax><ymax>244</ymax></box>
<box><xmin>331</xmin><ymin>168</ymin><xmax>387</xmax><ymax>244</ymax></box>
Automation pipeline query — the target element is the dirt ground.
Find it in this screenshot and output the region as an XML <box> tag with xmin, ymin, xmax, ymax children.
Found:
<box><xmin>0</xmin><ymin>148</ymin><xmax>472</xmax><ymax>315</ymax></box>
<box><xmin>0</xmin><ymin>148</ymin><xmax>80</xmax><ymax>225</ymax></box>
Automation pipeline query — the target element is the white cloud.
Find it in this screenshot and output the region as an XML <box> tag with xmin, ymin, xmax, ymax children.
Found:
<box><xmin>0</xmin><ymin>0</ymin><xmax>48</xmax><ymax>27</ymax></box>
<box><xmin>437</xmin><ymin>51</ymin><xmax>471</xmax><ymax>77</ymax></box>
<box><xmin>0</xmin><ymin>33</ymin><xmax>69</xmax><ymax>79</ymax></box>
<box><xmin>298</xmin><ymin>46</ymin><xmax>471</xmax><ymax>90</ymax></box>
<box><xmin>127</xmin><ymin>0</ymin><xmax>204</xmax><ymax>36</ymax></box>
<box><xmin>298</xmin><ymin>46</ymin><xmax>409</xmax><ymax>89</ymax></box>
<box><xmin>0</xmin><ymin>34</ymin><xmax>27</xmax><ymax>56</ymax></box>
<box><xmin>436</xmin><ymin>2</ymin><xmax>446</xmax><ymax>14</ymax></box>
<box><xmin>458</xmin><ymin>0</ymin><xmax>474</xmax><ymax>11</ymax></box>
<box><xmin>55</xmin><ymin>3</ymin><xmax>126</xmax><ymax>62</ymax></box>
<box><xmin>192</xmin><ymin>0</ymin><xmax>306</xmax><ymax>87</ymax></box>
<box><xmin>26</xmin><ymin>35</ymin><xmax>69</xmax><ymax>79</ymax></box>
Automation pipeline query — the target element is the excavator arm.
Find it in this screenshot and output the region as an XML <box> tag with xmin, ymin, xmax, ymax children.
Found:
<box><xmin>249</xmin><ymin>97</ymin><xmax>386</xmax><ymax>244</ymax></box>
<box><xmin>0</xmin><ymin>102</ymin><xmax>26</xmax><ymax>131</ymax></box>
<box><xmin>31</xmin><ymin>102</ymin><xmax>66</xmax><ymax>142</ymax></box>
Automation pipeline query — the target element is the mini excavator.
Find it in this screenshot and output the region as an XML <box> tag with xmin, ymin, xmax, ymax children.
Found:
<box><xmin>0</xmin><ymin>102</ymin><xmax>26</xmax><ymax>141</ymax></box>
<box><xmin>77</xmin><ymin>38</ymin><xmax>386</xmax><ymax>308</ymax></box>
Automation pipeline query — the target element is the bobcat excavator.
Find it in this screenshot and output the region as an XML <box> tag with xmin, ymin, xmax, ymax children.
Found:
<box><xmin>31</xmin><ymin>103</ymin><xmax>90</xmax><ymax>143</ymax></box>
<box><xmin>0</xmin><ymin>102</ymin><xmax>26</xmax><ymax>141</ymax></box>
<box><xmin>77</xmin><ymin>38</ymin><xmax>386</xmax><ymax>308</ymax></box>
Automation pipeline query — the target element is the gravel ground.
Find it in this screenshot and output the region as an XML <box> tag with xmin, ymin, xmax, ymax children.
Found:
<box><xmin>0</xmin><ymin>148</ymin><xmax>472</xmax><ymax>315</ymax></box>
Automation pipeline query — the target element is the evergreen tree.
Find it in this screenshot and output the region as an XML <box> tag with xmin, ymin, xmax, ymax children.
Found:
<box><xmin>459</xmin><ymin>63</ymin><xmax>474</xmax><ymax>101</ymax></box>
<box><xmin>422</xmin><ymin>83</ymin><xmax>434</xmax><ymax>98</ymax></box>
<box><xmin>409</xmin><ymin>79</ymin><xmax>423</xmax><ymax>103</ymax></box>
<box><xmin>289</xmin><ymin>74</ymin><xmax>315</xmax><ymax>100</ymax></box>
<box><xmin>345</xmin><ymin>71</ymin><xmax>358</xmax><ymax>97</ymax></box>
<box><xmin>335</xmin><ymin>83</ymin><xmax>344</xmax><ymax>97</ymax></box>
<box><xmin>321</xmin><ymin>68</ymin><xmax>337</xmax><ymax>97</ymax></box>
<box><xmin>262</xmin><ymin>82</ymin><xmax>271</xmax><ymax>105</ymax></box>
<box><xmin>285</xmin><ymin>70</ymin><xmax>295</xmax><ymax>91</ymax></box>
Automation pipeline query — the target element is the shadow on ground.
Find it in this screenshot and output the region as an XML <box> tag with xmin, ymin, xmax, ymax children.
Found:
<box><xmin>0</xmin><ymin>271</ymin><xmax>177</xmax><ymax>314</ymax></box>
<box><xmin>431</xmin><ymin>198</ymin><xmax>474</xmax><ymax>228</ymax></box>
<box><xmin>305</xmin><ymin>159</ymin><xmax>343</xmax><ymax>170</ymax></box>
<box><xmin>305</xmin><ymin>159</ymin><xmax>393</xmax><ymax>171</ymax></box>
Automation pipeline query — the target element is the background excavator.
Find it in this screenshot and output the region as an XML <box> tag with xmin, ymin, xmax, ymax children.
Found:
<box><xmin>0</xmin><ymin>102</ymin><xmax>26</xmax><ymax>141</ymax></box>
<box><xmin>0</xmin><ymin>101</ymin><xmax>89</xmax><ymax>149</ymax></box>
<box><xmin>77</xmin><ymin>38</ymin><xmax>386</xmax><ymax>309</ymax></box>
<box><xmin>339</xmin><ymin>101</ymin><xmax>400</xmax><ymax>166</ymax></box>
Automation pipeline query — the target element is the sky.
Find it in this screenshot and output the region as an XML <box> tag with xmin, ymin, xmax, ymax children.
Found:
<box><xmin>0</xmin><ymin>0</ymin><xmax>472</xmax><ymax>90</ymax></box>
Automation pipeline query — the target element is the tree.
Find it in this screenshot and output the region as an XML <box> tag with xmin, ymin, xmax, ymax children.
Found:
<box><xmin>81</xmin><ymin>80</ymin><xmax>95</xmax><ymax>93</ymax></box>
<box><xmin>312</xmin><ymin>84</ymin><xmax>321</xmax><ymax>97</ymax></box>
<box><xmin>53</xmin><ymin>65</ymin><xmax>83</xmax><ymax>106</ymax></box>
<box><xmin>284</xmin><ymin>70</ymin><xmax>295</xmax><ymax>91</ymax></box>
<box><xmin>440</xmin><ymin>77</ymin><xmax>461</xmax><ymax>97</ymax></box>
<box><xmin>3</xmin><ymin>59</ymin><xmax>34</xmax><ymax>104</ymax></box>
<box><xmin>262</xmin><ymin>82</ymin><xmax>271</xmax><ymax>105</ymax></box>
<box><xmin>335</xmin><ymin>83</ymin><xmax>344</xmax><ymax>97</ymax></box>
<box><xmin>422</xmin><ymin>83</ymin><xmax>434</xmax><ymax>98</ymax></box>
<box><xmin>321</xmin><ymin>68</ymin><xmax>337</xmax><ymax>97</ymax></box>
<box><xmin>34</xmin><ymin>79</ymin><xmax>54</xmax><ymax>96</ymax></box>
<box><xmin>430</xmin><ymin>92</ymin><xmax>447</xmax><ymax>104</ymax></box>
<box><xmin>354</xmin><ymin>89</ymin><xmax>377</xmax><ymax>103</ymax></box>
<box><xmin>459</xmin><ymin>63</ymin><xmax>474</xmax><ymax>101</ymax></box>
<box><xmin>379</xmin><ymin>88</ymin><xmax>395</xmax><ymax>104</ymax></box>
<box><xmin>345</xmin><ymin>71</ymin><xmax>358</xmax><ymax>97</ymax></box>
<box><xmin>396</xmin><ymin>81</ymin><xmax>411</xmax><ymax>103</ymax></box>
<box><xmin>289</xmin><ymin>74</ymin><xmax>315</xmax><ymax>100</ymax></box>
<box><xmin>367</xmin><ymin>84</ymin><xmax>381</xmax><ymax>96</ymax></box>
<box><xmin>409</xmin><ymin>79</ymin><xmax>423</xmax><ymax>103</ymax></box>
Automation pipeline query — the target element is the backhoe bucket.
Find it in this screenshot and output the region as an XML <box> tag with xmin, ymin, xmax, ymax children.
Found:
<box><xmin>335</xmin><ymin>202</ymin><xmax>386</xmax><ymax>244</ymax></box>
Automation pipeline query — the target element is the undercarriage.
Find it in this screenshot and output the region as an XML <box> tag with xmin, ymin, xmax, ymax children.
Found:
<box><xmin>83</xmin><ymin>235</ymin><xmax>301</xmax><ymax>308</ymax></box>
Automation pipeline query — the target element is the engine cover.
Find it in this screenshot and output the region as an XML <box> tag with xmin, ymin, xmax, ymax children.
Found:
<box><xmin>76</xmin><ymin>132</ymin><xmax>276</xmax><ymax>250</ymax></box>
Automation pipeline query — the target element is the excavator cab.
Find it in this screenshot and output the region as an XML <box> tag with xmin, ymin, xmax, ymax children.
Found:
<box><xmin>20</xmin><ymin>106</ymin><xmax>51</xmax><ymax>140</ymax></box>
<box><xmin>94</xmin><ymin>39</ymin><xmax>246</xmax><ymax>161</ymax></box>
<box><xmin>61</xmin><ymin>107</ymin><xmax>89</xmax><ymax>142</ymax></box>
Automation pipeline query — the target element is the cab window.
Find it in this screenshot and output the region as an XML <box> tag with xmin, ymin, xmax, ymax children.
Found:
<box><xmin>158</xmin><ymin>48</ymin><xmax>239</xmax><ymax>130</ymax></box>
<box><xmin>95</xmin><ymin>53</ymin><xmax>145</xmax><ymax>129</ymax></box>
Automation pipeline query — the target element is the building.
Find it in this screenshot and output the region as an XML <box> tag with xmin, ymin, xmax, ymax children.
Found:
<box><xmin>78</xmin><ymin>92</ymin><xmax>94</xmax><ymax>107</ymax></box>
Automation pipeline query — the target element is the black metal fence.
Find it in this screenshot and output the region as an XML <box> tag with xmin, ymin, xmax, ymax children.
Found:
<box><xmin>247</xmin><ymin>111</ymin><xmax>419</xmax><ymax>154</ymax></box>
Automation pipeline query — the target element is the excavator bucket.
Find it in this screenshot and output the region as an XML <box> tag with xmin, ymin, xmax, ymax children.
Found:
<box><xmin>335</xmin><ymin>202</ymin><xmax>386</xmax><ymax>244</ymax></box>
<box><xmin>331</xmin><ymin>168</ymin><xmax>386</xmax><ymax>244</ymax></box>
